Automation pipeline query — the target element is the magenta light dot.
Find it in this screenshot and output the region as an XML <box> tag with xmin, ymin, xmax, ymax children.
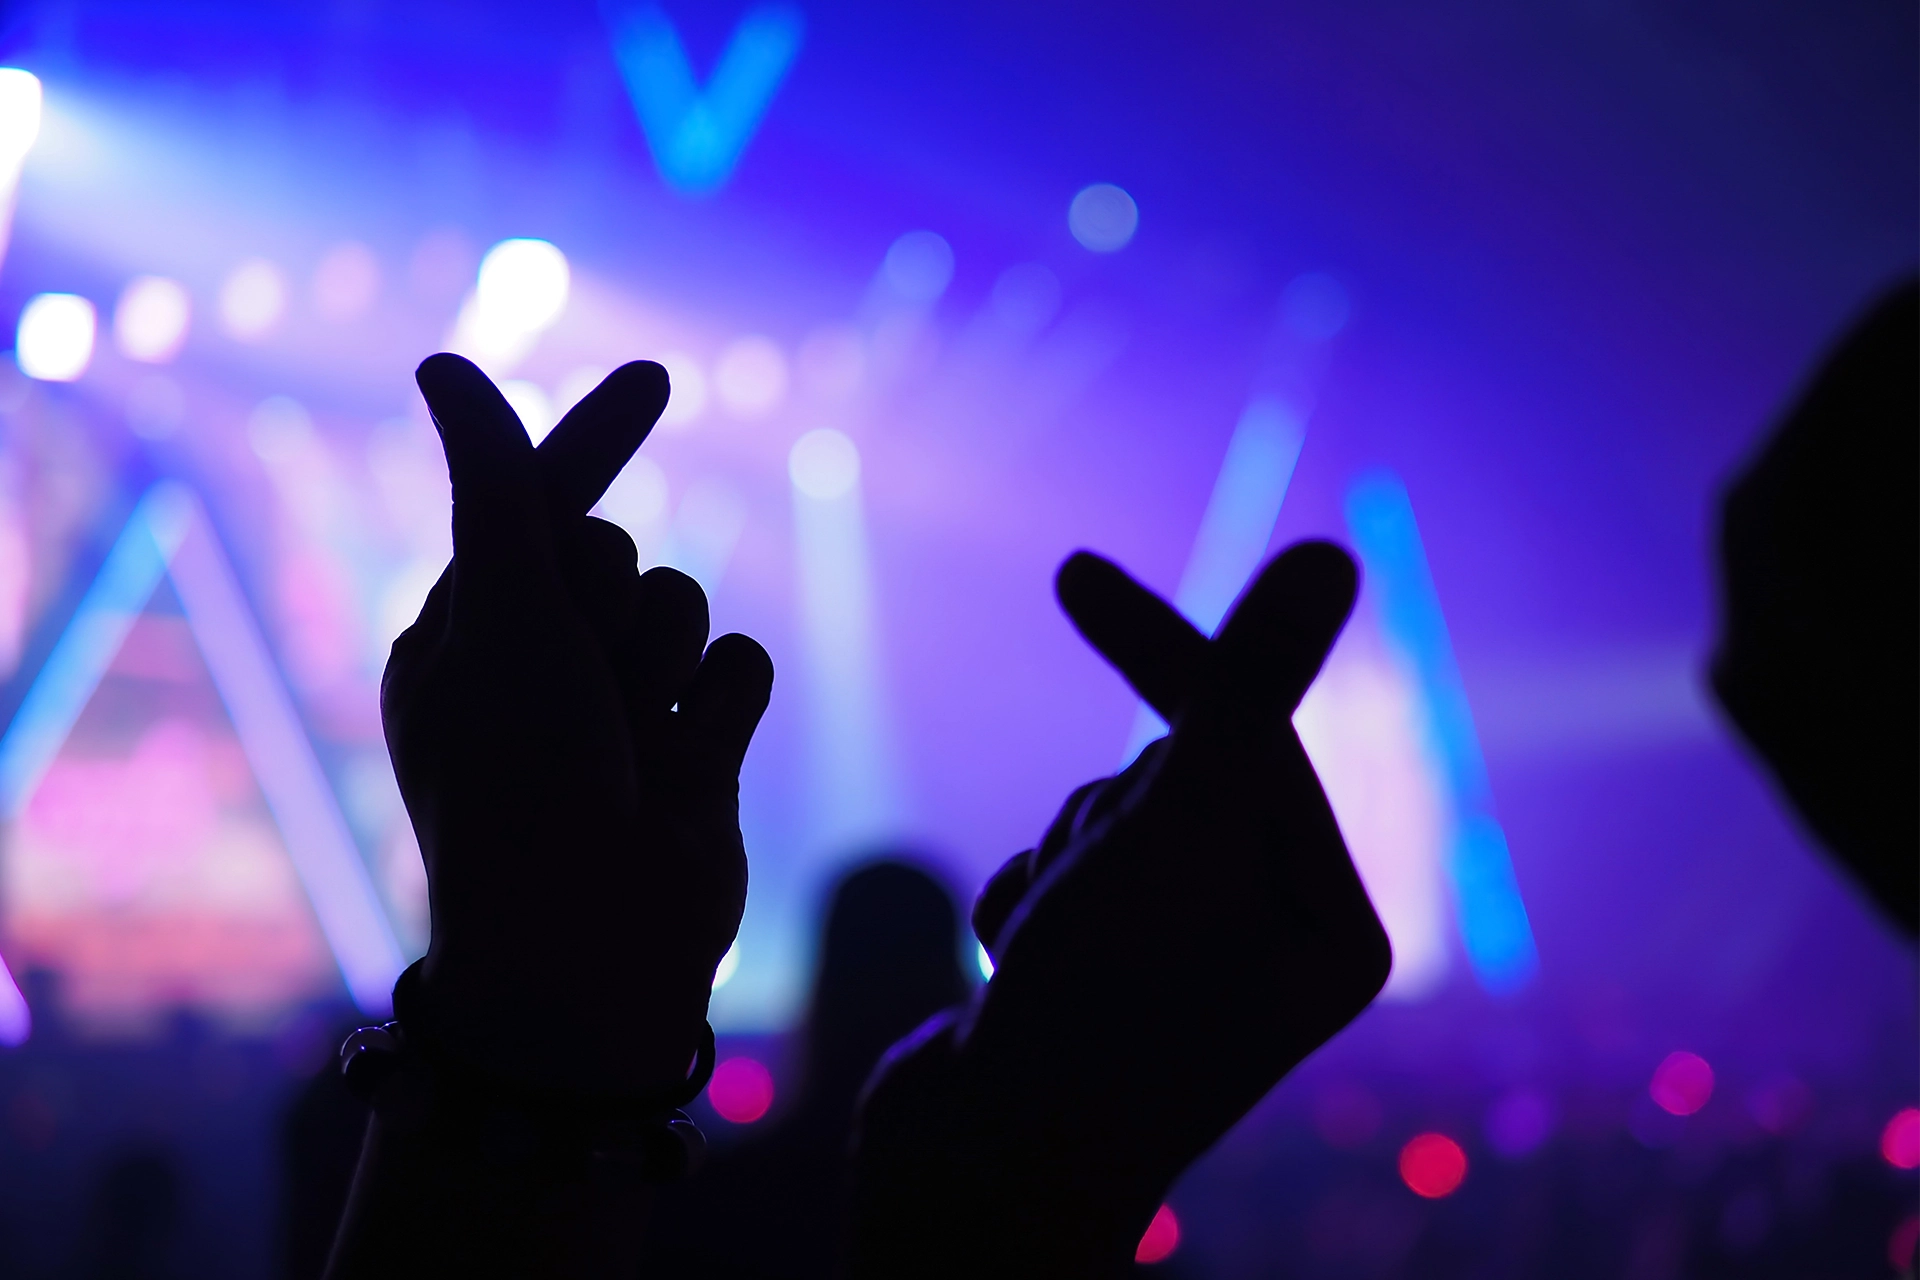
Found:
<box><xmin>1134</xmin><ymin>1204</ymin><xmax>1180</xmax><ymax>1264</ymax></box>
<box><xmin>1881</xmin><ymin>1108</ymin><xmax>1920</xmax><ymax>1170</ymax></box>
<box><xmin>1399</xmin><ymin>1133</ymin><xmax>1468</xmax><ymax>1199</ymax></box>
<box><xmin>708</xmin><ymin>1056</ymin><xmax>774</xmax><ymax>1124</ymax></box>
<box><xmin>1649</xmin><ymin>1051</ymin><xmax>1714</xmax><ymax>1117</ymax></box>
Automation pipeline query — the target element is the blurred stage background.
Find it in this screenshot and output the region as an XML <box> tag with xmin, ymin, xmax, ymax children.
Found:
<box><xmin>0</xmin><ymin>0</ymin><xmax>1906</xmax><ymax>1275</ymax></box>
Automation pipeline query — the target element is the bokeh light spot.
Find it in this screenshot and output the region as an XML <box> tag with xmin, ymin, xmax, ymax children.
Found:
<box><xmin>1881</xmin><ymin>1107</ymin><xmax>1920</xmax><ymax>1169</ymax></box>
<box><xmin>711</xmin><ymin>943</ymin><xmax>740</xmax><ymax>991</ymax></box>
<box><xmin>312</xmin><ymin>241</ymin><xmax>381</xmax><ymax>322</ymax></box>
<box><xmin>789</xmin><ymin>428</ymin><xmax>860</xmax><ymax>500</ymax></box>
<box><xmin>883</xmin><ymin>230</ymin><xmax>954</xmax><ymax>303</ymax></box>
<box><xmin>990</xmin><ymin>262</ymin><xmax>1061</xmax><ymax>333</ymax></box>
<box><xmin>1068</xmin><ymin>183</ymin><xmax>1138</xmax><ymax>252</ymax></box>
<box><xmin>0</xmin><ymin>68</ymin><xmax>43</xmax><ymax>168</ymax></box>
<box><xmin>708</xmin><ymin>1056</ymin><xmax>773</xmax><ymax>1124</ymax></box>
<box><xmin>476</xmin><ymin>238</ymin><xmax>570</xmax><ymax>333</ymax></box>
<box><xmin>1135</xmin><ymin>1203</ymin><xmax>1179</xmax><ymax>1264</ymax></box>
<box><xmin>499</xmin><ymin>379</ymin><xmax>555</xmax><ymax>444</ymax></box>
<box><xmin>654</xmin><ymin>351</ymin><xmax>708</xmax><ymax>428</ymax></box>
<box><xmin>1650</xmin><ymin>1051</ymin><xmax>1714</xmax><ymax>1117</ymax></box>
<box><xmin>114</xmin><ymin>276</ymin><xmax>191</xmax><ymax>364</ymax></box>
<box><xmin>16</xmin><ymin>293</ymin><xmax>95</xmax><ymax>382</ymax></box>
<box><xmin>219</xmin><ymin>259</ymin><xmax>288</xmax><ymax>341</ymax></box>
<box><xmin>1399</xmin><ymin>1133</ymin><xmax>1467</xmax><ymax>1198</ymax></box>
<box><xmin>975</xmin><ymin>942</ymin><xmax>994</xmax><ymax>980</ymax></box>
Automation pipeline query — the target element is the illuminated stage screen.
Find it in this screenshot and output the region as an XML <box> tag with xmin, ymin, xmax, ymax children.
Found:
<box><xmin>0</xmin><ymin>1</ymin><xmax>1908</xmax><ymax>1274</ymax></box>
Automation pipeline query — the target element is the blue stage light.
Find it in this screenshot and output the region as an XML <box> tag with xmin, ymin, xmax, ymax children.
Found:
<box><xmin>607</xmin><ymin>4</ymin><xmax>804</xmax><ymax>196</ymax></box>
<box><xmin>1344</xmin><ymin>472</ymin><xmax>1539</xmax><ymax>994</ymax></box>
<box><xmin>0</xmin><ymin>484</ymin><xmax>405</xmax><ymax>1019</ymax></box>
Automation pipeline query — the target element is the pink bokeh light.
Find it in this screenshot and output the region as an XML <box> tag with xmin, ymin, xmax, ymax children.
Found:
<box><xmin>1135</xmin><ymin>1204</ymin><xmax>1180</xmax><ymax>1264</ymax></box>
<box><xmin>708</xmin><ymin>1056</ymin><xmax>774</xmax><ymax>1124</ymax></box>
<box><xmin>1881</xmin><ymin>1108</ymin><xmax>1920</xmax><ymax>1170</ymax></box>
<box><xmin>1649</xmin><ymin>1051</ymin><xmax>1714</xmax><ymax>1117</ymax></box>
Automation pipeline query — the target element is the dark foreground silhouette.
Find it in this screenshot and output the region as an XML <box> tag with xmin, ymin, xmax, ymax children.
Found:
<box><xmin>639</xmin><ymin>860</ymin><xmax>970</xmax><ymax>1279</ymax></box>
<box><xmin>322</xmin><ymin>352</ymin><xmax>1388</xmax><ymax>1279</ymax></box>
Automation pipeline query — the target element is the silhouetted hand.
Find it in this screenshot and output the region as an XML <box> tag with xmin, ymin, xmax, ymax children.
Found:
<box><xmin>382</xmin><ymin>354</ymin><xmax>773</xmax><ymax>1094</ymax></box>
<box><xmin>850</xmin><ymin>541</ymin><xmax>1390</xmax><ymax>1278</ymax></box>
<box><xmin>1712</xmin><ymin>280</ymin><xmax>1918</xmax><ymax>938</ymax></box>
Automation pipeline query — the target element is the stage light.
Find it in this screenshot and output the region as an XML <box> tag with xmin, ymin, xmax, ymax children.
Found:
<box><xmin>712</xmin><ymin>942</ymin><xmax>740</xmax><ymax>990</ymax></box>
<box><xmin>791</xmin><ymin>425</ymin><xmax>901</xmax><ymax>854</ymax></box>
<box><xmin>1122</xmin><ymin>397</ymin><xmax>1302</xmax><ymax>762</ymax></box>
<box><xmin>1399</xmin><ymin>1133</ymin><xmax>1468</xmax><ymax>1198</ymax></box>
<box><xmin>499</xmin><ymin>379</ymin><xmax>555</xmax><ymax>444</ymax></box>
<box><xmin>883</xmin><ymin>230</ymin><xmax>954</xmax><ymax>303</ymax></box>
<box><xmin>975</xmin><ymin>942</ymin><xmax>994</xmax><ymax>980</ymax></box>
<box><xmin>219</xmin><ymin>259</ymin><xmax>288</xmax><ymax>341</ymax></box>
<box><xmin>607</xmin><ymin>4</ymin><xmax>804</xmax><ymax>195</ymax></box>
<box><xmin>1649</xmin><ymin>1051</ymin><xmax>1714</xmax><ymax>1116</ymax></box>
<box><xmin>708</xmin><ymin>1056</ymin><xmax>774</xmax><ymax>1123</ymax></box>
<box><xmin>113</xmin><ymin>276</ymin><xmax>191</xmax><ymax>364</ymax></box>
<box><xmin>16</xmin><ymin>292</ymin><xmax>95</xmax><ymax>382</ymax></box>
<box><xmin>1135</xmin><ymin>1205</ymin><xmax>1179</xmax><ymax>1264</ymax></box>
<box><xmin>0</xmin><ymin>69</ymin><xmax>42</xmax><ymax>170</ymax></box>
<box><xmin>312</xmin><ymin>241</ymin><xmax>380</xmax><ymax>322</ymax></box>
<box><xmin>788</xmin><ymin>429</ymin><xmax>860</xmax><ymax>500</ymax></box>
<box><xmin>1347</xmin><ymin>473</ymin><xmax>1538</xmax><ymax>995</ymax></box>
<box><xmin>1881</xmin><ymin>1108</ymin><xmax>1920</xmax><ymax>1169</ymax></box>
<box><xmin>990</xmin><ymin>262</ymin><xmax>1062</xmax><ymax>332</ymax></box>
<box><xmin>0</xmin><ymin>485</ymin><xmax>404</xmax><ymax>1014</ymax></box>
<box><xmin>715</xmin><ymin>335</ymin><xmax>787</xmax><ymax>416</ymax></box>
<box><xmin>1069</xmin><ymin>183</ymin><xmax>1138</xmax><ymax>252</ymax></box>
<box><xmin>476</xmin><ymin>238</ymin><xmax>569</xmax><ymax>333</ymax></box>
<box><xmin>654</xmin><ymin>350</ymin><xmax>708</xmax><ymax>428</ymax></box>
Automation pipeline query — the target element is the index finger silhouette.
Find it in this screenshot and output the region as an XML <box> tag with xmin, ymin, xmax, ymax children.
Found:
<box><xmin>1055</xmin><ymin>552</ymin><xmax>1208</xmax><ymax>722</ymax></box>
<box><xmin>415</xmin><ymin>353</ymin><xmax>558</xmax><ymax>621</ymax></box>
<box><xmin>536</xmin><ymin>361</ymin><xmax>670</xmax><ymax>517</ymax></box>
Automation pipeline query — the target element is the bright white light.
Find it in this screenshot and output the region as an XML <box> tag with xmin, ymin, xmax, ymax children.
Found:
<box><xmin>1069</xmin><ymin>183</ymin><xmax>1139</xmax><ymax>252</ymax></box>
<box><xmin>312</xmin><ymin>241</ymin><xmax>381</xmax><ymax>322</ymax></box>
<box><xmin>0</xmin><ymin>69</ymin><xmax>43</xmax><ymax>170</ymax></box>
<box><xmin>114</xmin><ymin>276</ymin><xmax>191</xmax><ymax>363</ymax></box>
<box><xmin>714</xmin><ymin>336</ymin><xmax>787</xmax><ymax>417</ymax></box>
<box><xmin>499</xmin><ymin>379</ymin><xmax>556</xmax><ymax>444</ymax></box>
<box><xmin>219</xmin><ymin>259</ymin><xmax>288</xmax><ymax>341</ymax></box>
<box><xmin>476</xmin><ymin>238</ymin><xmax>569</xmax><ymax>333</ymax></box>
<box><xmin>712</xmin><ymin>943</ymin><xmax>740</xmax><ymax>990</ymax></box>
<box><xmin>976</xmin><ymin>943</ymin><xmax>994</xmax><ymax>981</ymax></box>
<box><xmin>788</xmin><ymin>429</ymin><xmax>861</xmax><ymax>501</ymax></box>
<box><xmin>655</xmin><ymin>351</ymin><xmax>707</xmax><ymax>428</ymax></box>
<box><xmin>883</xmin><ymin>230</ymin><xmax>954</xmax><ymax>303</ymax></box>
<box><xmin>15</xmin><ymin>292</ymin><xmax>94</xmax><ymax>382</ymax></box>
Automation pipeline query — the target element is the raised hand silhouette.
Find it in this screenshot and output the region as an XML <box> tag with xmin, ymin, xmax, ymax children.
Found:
<box><xmin>1712</xmin><ymin>280</ymin><xmax>1918</xmax><ymax>938</ymax></box>
<box><xmin>850</xmin><ymin>541</ymin><xmax>1391</xmax><ymax>1278</ymax></box>
<box><xmin>383</xmin><ymin>354</ymin><xmax>773</xmax><ymax>1094</ymax></box>
<box><xmin>378</xmin><ymin>354</ymin><xmax>773</xmax><ymax>1094</ymax></box>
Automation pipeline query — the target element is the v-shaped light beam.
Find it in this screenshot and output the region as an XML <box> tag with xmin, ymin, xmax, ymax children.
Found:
<box><xmin>0</xmin><ymin>483</ymin><xmax>405</xmax><ymax>1037</ymax></box>
<box><xmin>606</xmin><ymin>3</ymin><xmax>804</xmax><ymax>195</ymax></box>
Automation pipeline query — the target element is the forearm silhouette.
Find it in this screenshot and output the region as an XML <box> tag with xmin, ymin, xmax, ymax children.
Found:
<box><xmin>327</xmin><ymin>354</ymin><xmax>772</xmax><ymax>1278</ymax></box>
<box><xmin>849</xmin><ymin>542</ymin><xmax>1392</xmax><ymax>1278</ymax></box>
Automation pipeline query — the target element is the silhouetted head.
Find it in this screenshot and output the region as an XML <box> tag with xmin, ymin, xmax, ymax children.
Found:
<box><xmin>803</xmin><ymin>859</ymin><xmax>970</xmax><ymax>1112</ymax></box>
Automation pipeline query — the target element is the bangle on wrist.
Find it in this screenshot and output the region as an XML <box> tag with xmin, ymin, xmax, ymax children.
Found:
<box><xmin>338</xmin><ymin>960</ymin><xmax>715</xmax><ymax>1183</ymax></box>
